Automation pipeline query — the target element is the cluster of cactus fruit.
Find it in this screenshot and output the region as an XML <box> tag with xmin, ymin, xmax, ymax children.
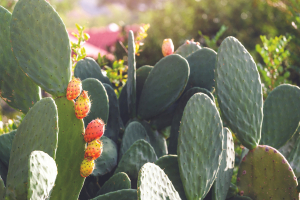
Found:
<box><xmin>0</xmin><ymin>0</ymin><xmax>300</xmax><ymax>200</ymax></box>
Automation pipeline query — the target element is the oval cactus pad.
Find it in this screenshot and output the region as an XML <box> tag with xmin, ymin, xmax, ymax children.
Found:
<box><xmin>10</xmin><ymin>0</ymin><xmax>71</xmax><ymax>97</ymax></box>
<box><xmin>215</xmin><ymin>36</ymin><xmax>263</xmax><ymax>150</ymax></box>
<box><xmin>237</xmin><ymin>145</ymin><xmax>298</xmax><ymax>199</ymax></box>
<box><xmin>137</xmin><ymin>163</ymin><xmax>181</xmax><ymax>200</ymax></box>
<box><xmin>178</xmin><ymin>93</ymin><xmax>223</xmax><ymax>200</ymax></box>
<box><xmin>260</xmin><ymin>84</ymin><xmax>300</xmax><ymax>149</ymax></box>
<box><xmin>138</xmin><ymin>54</ymin><xmax>189</xmax><ymax>120</ymax></box>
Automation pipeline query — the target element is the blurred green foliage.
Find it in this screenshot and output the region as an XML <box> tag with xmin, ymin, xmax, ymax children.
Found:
<box><xmin>198</xmin><ymin>25</ymin><xmax>228</xmax><ymax>51</ymax></box>
<box><xmin>256</xmin><ymin>35</ymin><xmax>292</xmax><ymax>98</ymax></box>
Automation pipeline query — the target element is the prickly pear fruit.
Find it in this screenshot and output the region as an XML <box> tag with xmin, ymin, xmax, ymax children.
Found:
<box><xmin>74</xmin><ymin>90</ymin><xmax>91</xmax><ymax>119</ymax></box>
<box><xmin>84</xmin><ymin>139</ymin><xmax>103</xmax><ymax>160</ymax></box>
<box><xmin>84</xmin><ymin>118</ymin><xmax>105</xmax><ymax>143</ymax></box>
<box><xmin>80</xmin><ymin>158</ymin><xmax>95</xmax><ymax>177</ymax></box>
<box><xmin>162</xmin><ymin>38</ymin><xmax>174</xmax><ymax>57</ymax></box>
<box><xmin>66</xmin><ymin>77</ymin><xmax>82</xmax><ymax>100</ymax></box>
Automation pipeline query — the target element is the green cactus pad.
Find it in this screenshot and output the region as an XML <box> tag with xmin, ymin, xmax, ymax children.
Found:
<box><xmin>115</xmin><ymin>139</ymin><xmax>157</xmax><ymax>181</ymax></box>
<box><xmin>127</xmin><ymin>30</ymin><xmax>137</xmax><ymax>119</ymax></box>
<box><xmin>27</xmin><ymin>150</ymin><xmax>57</xmax><ymax>200</ymax></box>
<box><xmin>119</xmin><ymin>84</ymin><xmax>130</xmax><ymax>126</ymax></box>
<box><xmin>50</xmin><ymin>97</ymin><xmax>85</xmax><ymax>200</ymax></box>
<box><xmin>103</xmin><ymin>83</ymin><xmax>121</xmax><ymax>143</ymax></box>
<box><xmin>155</xmin><ymin>155</ymin><xmax>186</xmax><ymax>200</ymax></box>
<box><xmin>137</xmin><ymin>162</ymin><xmax>181</xmax><ymax>200</ymax></box>
<box><xmin>226</xmin><ymin>183</ymin><xmax>239</xmax><ymax>199</ymax></box>
<box><xmin>136</xmin><ymin>65</ymin><xmax>153</xmax><ymax>106</ymax></box>
<box><xmin>0</xmin><ymin>6</ymin><xmax>41</xmax><ymax>113</ymax></box>
<box><xmin>0</xmin><ymin>161</ymin><xmax>7</xmax><ymax>186</ymax></box>
<box><xmin>138</xmin><ymin>54</ymin><xmax>189</xmax><ymax>120</ymax></box>
<box><xmin>260</xmin><ymin>84</ymin><xmax>300</xmax><ymax>149</ymax></box>
<box><xmin>92</xmin><ymin>136</ymin><xmax>118</xmax><ymax>176</ymax></box>
<box><xmin>149</xmin><ymin>103</ymin><xmax>177</xmax><ymax>131</ymax></box>
<box><xmin>212</xmin><ymin>128</ymin><xmax>235</xmax><ymax>200</ymax></box>
<box><xmin>74</xmin><ymin>57</ymin><xmax>111</xmax><ymax>85</ymax></box>
<box><xmin>96</xmin><ymin>172</ymin><xmax>131</xmax><ymax>196</ymax></box>
<box><xmin>287</xmin><ymin>136</ymin><xmax>300</xmax><ymax>177</ymax></box>
<box><xmin>215</xmin><ymin>36</ymin><xmax>263</xmax><ymax>150</ymax></box>
<box><xmin>237</xmin><ymin>145</ymin><xmax>298</xmax><ymax>199</ymax></box>
<box><xmin>119</xmin><ymin>121</ymin><xmax>150</xmax><ymax>159</ymax></box>
<box><xmin>0</xmin><ymin>130</ymin><xmax>16</xmax><ymax>167</ymax></box>
<box><xmin>91</xmin><ymin>189</ymin><xmax>137</xmax><ymax>200</ymax></box>
<box><xmin>185</xmin><ymin>48</ymin><xmax>217</xmax><ymax>92</ymax></box>
<box><xmin>175</xmin><ymin>40</ymin><xmax>201</xmax><ymax>58</ymax></box>
<box><xmin>279</xmin><ymin>132</ymin><xmax>298</xmax><ymax>158</ymax></box>
<box><xmin>140</xmin><ymin>120</ymin><xmax>167</xmax><ymax>158</ymax></box>
<box><xmin>168</xmin><ymin>87</ymin><xmax>214</xmax><ymax>154</ymax></box>
<box><xmin>10</xmin><ymin>0</ymin><xmax>71</xmax><ymax>97</ymax></box>
<box><xmin>5</xmin><ymin>98</ymin><xmax>58</xmax><ymax>199</ymax></box>
<box><xmin>0</xmin><ymin>176</ymin><xmax>4</xmax><ymax>199</ymax></box>
<box><xmin>82</xmin><ymin>78</ymin><xmax>109</xmax><ymax>125</ymax></box>
<box><xmin>178</xmin><ymin>93</ymin><xmax>223</xmax><ymax>200</ymax></box>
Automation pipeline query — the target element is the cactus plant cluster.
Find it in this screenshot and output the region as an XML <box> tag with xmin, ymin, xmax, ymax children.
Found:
<box><xmin>0</xmin><ymin>0</ymin><xmax>300</xmax><ymax>200</ymax></box>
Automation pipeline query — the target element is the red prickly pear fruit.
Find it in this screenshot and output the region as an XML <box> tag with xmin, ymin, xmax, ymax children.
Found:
<box><xmin>84</xmin><ymin>139</ymin><xmax>103</xmax><ymax>160</ymax></box>
<box><xmin>75</xmin><ymin>90</ymin><xmax>91</xmax><ymax>119</ymax></box>
<box><xmin>162</xmin><ymin>38</ymin><xmax>174</xmax><ymax>57</ymax></box>
<box><xmin>80</xmin><ymin>158</ymin><xmax>95</xmax><ymax>177</ymax></box>
<box><xmin>66</xmin><ymin>77</ymin><xmax>82</xmax><ymax>100</ymax></box>
<box><xmin>84</xmin><ymin>118</ymin><xmax>105</xmax><ymax>143</ymax></box>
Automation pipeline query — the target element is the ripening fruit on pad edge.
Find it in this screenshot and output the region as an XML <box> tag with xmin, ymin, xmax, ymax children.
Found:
<box><xmin>84</xmin><ymin>139</ymin><xmax>103</xmax><ymax>160</ymax></box>
<box><xmin>66</xmin><ymin>77</ymin><xmax>82</xmax><ymax>100</ymax></box>
<box><xmin>84</xmin><ymin>118</ymin><xmax>105</xmax><ymax>143</ymax></box>
<box><xmin>75</xmin><ymin>90</ymin><xmax>91</xmax><ymax>119</ymax></box>
<box><xmin>80</xmin><ymin>158</ymin><xmax>95</xmax><ymax>177</ymax></box>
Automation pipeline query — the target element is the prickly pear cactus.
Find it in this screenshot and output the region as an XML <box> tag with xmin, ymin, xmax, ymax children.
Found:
<box><xmin>237</xmin><ymin>145</ymin><xmax>298</xmax><ymax>199</ymax></box>
<box><xmin>175</xmin><ymin>40</ymin><xmax>201</xmax><ymax>58</ymax></box>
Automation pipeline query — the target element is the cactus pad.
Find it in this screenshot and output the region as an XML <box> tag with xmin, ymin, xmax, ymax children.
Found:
<box><xmin>260</xmin><ymin>84</ymin><xmax>300</xmax><ymax>149</ymax></box>
<box><xmin>96</xmin><ymin>172</ymin><xmax>131</xmax><ymax>196</ymax></box>
<box><xmin>137</xmin><ymin>54</ymin><xmax>189</xmax><ymax>120</ymax></box>
<box><xmin>287</xmin><ymin>136</ymin><xmax>300</xmax><ymax>177</ymax></box>
<box><xmin>215</xmin><ymin>36</ymin><xmax>263</xmax><ymax>150</ymax></box>
<box><xmin>10</xmin><ymin>0</ymin><xmax>71</xmax><ymax>97</ymax></box>
<box><xmin>136</xmin><ymin>65</ymin><xmax>153</xmax><ymax>106</ymax></box>
<box><xmin>27</xmin><ymin>150</ymin><xmax>57</xmax><ymax>200</ymax></box>
<box><xmin>115</xmin><ymin>139</ymin><xmax>157</xmax><ymax>181</ymax></box>
<box><xmin>5</xmin><ymin>98</ymin><xmax>58</xmax><ymax>199</ymax></box>
<box><xmin>119</xmin><ymin>121</ymin><xmax>150</xmax><ymax>159</ymax></box>
<box><xmin>0</xmin><ymin>6</ymin><xmax>41</xmax><ymax>113</ymax></box>
<box><xmin>74</xmin><ymin>57</ymin><xmax>111</xmax><ymax>85</ymax></box>
<box><xmin>178</xmin><ymin>93</ymin><xmax>223</xmax><ymax>200</ymax></box>
<box><xmin>212</xmin><ymin>128</ymin><xmax>235</xmax><ymax>200</ymax></box>
<box><xmin>137</xmin><ymin>162</ymin><xmax>181</xmax><ymax>200</ymax></box>
<box><xmin>91</xmin><ymin>189</ymin><xmax>137</xmax><ymax>200</ymax></box>
<box><xmin>0</xmin><ymin>161</ymin><xmax>7</xmax><ymax>186</ymax></box>
<box><xmin>82</xmin><ymin>78</ymin><xmax>109</xmax><ymax>125</ymax></box>
<box><xmin>92</xmin><ymin>136</ymin><xmax>118</xmax><ymax>176</ymax></box>
<box><xmin>119</xmin><ymin>84</ymin><xmax>130</xmax><ymax>126</ymax></box>
<box><xmin>185</xmin><ymin>48</ymin><xmax>217</xmax><ymax>92</ymax></box>
<box><xmin>175</xmin><ymin>40</ymin><xmax>201</xmax><ymax>58</ymax></box>
<box><xmin>127</xmin><ymin>30</ymin><xmax>137</xmax><ymax>118</ymax></box>
<box><xmin>155</xmin><ymin>155</ymin><xmax>186</xmax><ymax>200</ymax></box>
<box><xmin>50</xmin><ymin>97</ymin><xmax>85</xmax><ymax>199</ymax></box>
<box><xmin>0</xmin><ymin>130</ymin><xmax>16</xmax><ymax>167</ymax></box>
<box><xmin>168</xmin><ymin>87</ymin><xmax>214</xmax><ymax>154</ymax></box>
<box><xmin>237</xmin><ymin>145</ymin><xmax>298</xmax><ymax>199</ymax></box>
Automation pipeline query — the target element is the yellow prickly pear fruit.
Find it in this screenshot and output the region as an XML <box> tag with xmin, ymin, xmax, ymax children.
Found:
<box><xmin>66</xmin><ymin>77</ymin><xmax>82</xmax><ymax>100</ymax></box>
<box><xmin>80</xmin><ymin>158</ymin><xmax>95</xmax><ymax>177</ymax></box>
<box><xmin>162</xmin><ymin>38</ymin><xmax>174</xmax><ymax>57</ymax></box>
<box><xmin>84</xmin><ymin>139</ymin><xmax>103</xmax><ymax>160</ymax></box>
<box><xmin>74</xmin><ymin>90</ymin><xmax>91</xmax><ymax>119</ymax></box>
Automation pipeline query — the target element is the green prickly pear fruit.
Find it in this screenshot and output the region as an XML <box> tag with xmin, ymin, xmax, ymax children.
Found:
<box><xmin>84</xmin><ymin>118</ymin><xmax>105</xmax><ymax>143</ymax></box>
<box><xmin>66</xmin><ymin>77</ymin><xmax>82</xmax><ymax>100</ymax></box>
<box><xmin>75</xmin><ymin>90</ymin><xmax>91</xmax><ymax>119</ymax></box>
<box><xmin>162</xmin><ymin>38</ymin><xmax>174</xmax><ymax>57</ymax></box>
<box><xmin>84</xmin><ymin>139</ymin><xmax>103</xmax><ymax>160</ymax></box>
<box><xmin>80</xmin><ymin>158</ymin><xmax>95</xmax><ymax>177</ymax></box>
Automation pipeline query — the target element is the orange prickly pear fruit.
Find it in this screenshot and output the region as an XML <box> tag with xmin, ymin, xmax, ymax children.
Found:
<box><xmin>80</xmin><ymin>158</ymin><xmax>95</xmax><ymax>177</ymax></box>
<box><xmin>162</xmin><ymin>38</ymin><xmax>174</xmax><ymax>57</ymax></box>
<box><xmin>84</xmin><ymin>139</ymin><xmax>103</xmax><ymax>160</ymax></box>
<box><xmin>66</xmin><ymin>77</ymin><xmax>82</xmax><ymax>100</ymax></box>
<box><xmin>74</xmin><ymin>90</ymin><xmax>91</xmax><ymax>119</ymax></box>
<box><xmin>84</xmin><ymin>118</ymin><xmax>105</xmax><ymax>143</ymax></box>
